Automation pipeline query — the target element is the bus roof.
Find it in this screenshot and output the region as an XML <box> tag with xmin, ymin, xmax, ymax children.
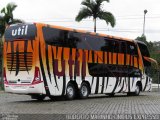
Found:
<box><xmin>39</xmin><ymin>23</ymin><xmax>135</xmax><ymax>43</ymax></box>
<box><xmin>11</xmin><ymin>22</ymin><xmax>135</xmax><ymax>43</ymax></box>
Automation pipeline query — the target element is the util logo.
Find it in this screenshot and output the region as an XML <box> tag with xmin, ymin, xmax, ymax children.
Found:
<box><xmin>12</xmin><ymin>25</ymin><xmax>28</xmax><ymax>36</ymax></box>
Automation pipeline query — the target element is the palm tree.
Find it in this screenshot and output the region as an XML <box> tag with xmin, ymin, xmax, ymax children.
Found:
<box><xmin>0</xmin><ymin>2</ymin><xmax>23</xmax><ymax>37</ymax></box>
<box><xmin>0</xmin><ymin>3</ymin><xmax>23</xmax><ymax>89</ymax></box>
<box><xmin>75</xmin><ymin>0</ymin><xmax>116</xmax><ymax>32</ymax></box>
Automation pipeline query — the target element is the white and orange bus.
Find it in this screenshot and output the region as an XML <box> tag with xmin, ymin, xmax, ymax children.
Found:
<box><xmin>3</xmin><ymin>23</ymin><xmax>153</xmax><ymax>100</ymax></box>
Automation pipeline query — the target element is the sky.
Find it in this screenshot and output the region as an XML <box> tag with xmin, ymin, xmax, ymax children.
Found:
<box><xmin>0</xmin><ymin>0</ymin><xmax>160</xmax><ymax>42</ymax></box>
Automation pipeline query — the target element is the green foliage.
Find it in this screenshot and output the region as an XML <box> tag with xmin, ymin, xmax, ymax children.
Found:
<box><xmin>0</xmin><ymin>2</ymin><xmax>24</xmax><ymax>36</ymax></box>
<box><xmin>0</xmin><ymin>3</ymin><xmax>23</xmax><ymax>89</ymax></box>
<box><xmin>75</xmin><ymin>0</ymin><xmax>116</xmax><ymax>32</ymax></box>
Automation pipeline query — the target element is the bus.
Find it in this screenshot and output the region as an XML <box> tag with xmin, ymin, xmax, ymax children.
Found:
<box><xmin>3</xmin><ymin>23</ymin><xmax>154</xmax><ymax>100</ymax></box>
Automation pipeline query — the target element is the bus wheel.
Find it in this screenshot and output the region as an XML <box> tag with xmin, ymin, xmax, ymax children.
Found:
<box><xmin>127</xmin><ymin>84</ymin><xmax>140</xmax><ymax>96</ymax></box>
<box><xmin>79</xmin><ymin>82</ymin><xmax>90</xmax><ymax>99</ymax></box>
<box><xmin>31</xmin><ymin>95</ymin><xmax>45</xmax><ymax>101</ymax></box>
<box><xmin>66</xmin><ymin>83</ymin><xmax>76</xmax><ymax>100</ymax></box>
<box><xmin>133</xmin><ymin>84</ymin><xmax>140</xmax><ymax>96</ymax></box>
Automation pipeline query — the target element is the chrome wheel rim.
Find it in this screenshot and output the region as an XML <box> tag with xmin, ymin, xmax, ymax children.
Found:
<box><xmin>135</xmin><ymin>85</ymin><xmax>140</xmax><ymax>95</ymax></box>
<box><xmin>67</xmin><ymin>86</ymin><xmax>74</xmax><ymax>97</ymax></box>
<box><xmin>81</xmin><ymin>86</ymin><xmax>88</xmax><ymax>97</ymax></box>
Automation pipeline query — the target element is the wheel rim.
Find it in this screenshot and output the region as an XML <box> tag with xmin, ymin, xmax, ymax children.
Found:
<box><xmin>81</xmin><ymin>85</ymin><xmax>88</xmax><ymax>97</ymax></box>
<box><xmin>67</xmin><ymin>86</ymin><xmax>74</xmax><ymax>98</ymax></box>
<box><xmin>135</xmin><ymin>85</ymin><xmax>140</xmax><ymax>95</ymax></box>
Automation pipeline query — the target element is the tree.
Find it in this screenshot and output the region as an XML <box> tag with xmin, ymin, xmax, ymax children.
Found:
<box><xmin>0</xmin><ymin>3</ymin><xmax>23</xmax><ymax>89</ymax></box>
<box><xmin>75</xmin><ymin>0</ymin><xmax>116</xmax><ymax>32</ymax></box>
<box><xmin>0</xmin><ymin>2</ymin><xmax>23</xmax><ymax>37</ymax></box>
<box><xmin>136</xmin><ymin>34</ymin><xmax>155</xmax><ymax>52</ymax></box>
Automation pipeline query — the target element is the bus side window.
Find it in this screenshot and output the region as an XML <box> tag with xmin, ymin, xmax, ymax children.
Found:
<box><xmin>120</xmin><ymin>42</ymin><xmax>127</xmax><ymax>54</ymax></box>
<box><xmin>113</xmin><ymin>41</ymin><xmax>119</xmax><ymax>53</ymax></box>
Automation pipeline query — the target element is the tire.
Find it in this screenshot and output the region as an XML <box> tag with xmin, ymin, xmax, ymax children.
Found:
<box><xmin>66</xmin><ymin>83</ymin><xmax>76</xmax><ymax>100</ymax></box>
<box><xmin>79</xmin><ymin>82</ymin><xmax>90</xmax><ymax>99</ymax></box>
<box><xmin>31</xmin><ymin>95</ymin><xmax>45</xmax><ymax>101</ymax></box>
<box><xmin>133</xmin><ymin>84</ymin><xmax>140</xmax><ymax>96</ymax></box>
<box><xmin>127</xmin><ymin>84</ymin><xmax>140</xmax><ymax>96</ymax></box>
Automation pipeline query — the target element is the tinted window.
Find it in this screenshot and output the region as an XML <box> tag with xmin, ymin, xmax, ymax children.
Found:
<box><xmin>137</xmin><ymin>42</ymin><xmax>151</xmax><ymax>69</ymax></box>
<box><xmin>138</xmin><ymin>42</ymin><xmax>150</xmax><ymax>57</ymax></box>
<box><xmin>127</xmin><ymin>42</ymin><xmax>138</xmax><ymax>56</ymax></box>
<box><xmin>43</xmin><ymin>27</ymin><xmax>81</xmax><ymax>48</ymax></box>
<box><xmin>43</xmin><ymin>26</ymin><xmax>105</xmax><ymax>50</ymax></box>
<box><xmin>101</xmin><ymin>39</ymin><xmax>120</xmax><ymax>53</ymax></box>
<box><xmin>120</xmin><ymin>42</ymin><xmax>127</xmax><ymax>54</ymax></box>
<box><xmin>84</xmin><ymin>35</ymin><xmax>105</xmax><ymax>51</ymax></box>
<box><xmin>88</xmin><ymin>64</ymin><xmax>141</xmax><ymax>77</ymax></box>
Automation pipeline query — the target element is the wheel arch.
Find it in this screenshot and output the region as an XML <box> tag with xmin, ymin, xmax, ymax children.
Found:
<box><xmin>136</xmin><ymin>81</ymin><xmax>142</xmax><ymax>91</ymax></box>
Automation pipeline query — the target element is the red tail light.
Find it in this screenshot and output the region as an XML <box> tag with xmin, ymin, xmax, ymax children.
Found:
<box><xmin>32</xmin><ymin>67</ymin><xmax>42</xmax><ymax>85</ymax></box>
<box><xmin>3</xmin><ymin>68</ymin><xmax>8</xmax><ymax>84</ymax></box>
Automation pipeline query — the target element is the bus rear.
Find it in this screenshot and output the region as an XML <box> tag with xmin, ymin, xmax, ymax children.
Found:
<box><xmin>3</xmin><ymin>23</ymin><xmax>44</xmax><ymax>95</ymax></box>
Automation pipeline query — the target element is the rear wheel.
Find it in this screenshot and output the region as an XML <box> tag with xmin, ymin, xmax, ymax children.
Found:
<box><xmin>79</xmin><ymin>82</ymin><xmax>90</xmax><ymax>99</ymax></box>
<box><xmin>66</xmin><ymin>83</ymin><xmax>76</xmax><ymax>100</ymax></box>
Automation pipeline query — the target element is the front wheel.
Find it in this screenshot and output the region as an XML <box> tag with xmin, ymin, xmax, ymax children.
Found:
<box><xmin>133</xmin><ymin>84</ymin><xmax>140</xmax><ymax>96</ymax></box>
<box><xmin>127</xmin><ymin>84</ymin><xmax>140</xmax><ymax>96</ymax></box>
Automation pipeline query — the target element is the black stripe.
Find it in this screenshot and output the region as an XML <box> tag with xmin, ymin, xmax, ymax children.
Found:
<box><xmin>81</xmin><ymin>50</ymin><xmax>86</xmax><ymax>80</ymax></box>
<box><xmin>132</xmin><ymin>56</ymin><xmax>134</xmax><ymax>67</ymax></box>
<box><xmin>101</xmin><ymin>77</ymin><xmax>105</xmax><ymax>94</ymax></box>
<box><xmin>24</xmin><ymin>41</ymin><xmax>29</xmax><ymax>74</ymax></box>
<box><xmin>118</xmin><ymin>80</ymin><xmax>125</xmax><ymax>93</ymax></box>
<box><xmin>105</xmin><ymin>77</ymin><xmax>109</xmax><ymax>90</ymax></box>
<box><xmin>91</xmin><ymin>77</ymin><xmax>94</xmax><ymax>88</ymax></box>
<box><xmin>51</xmin><ymin>47</ymin><xmax>59</xmax><ymax>91</ymax></box>
<box><xmin>45</xmin><ymin>44</ymin><xmax>51</xmax><ymax>83</ymax></box>
<box><xmin>101</xmin><ymin>52</ymin><xmax>105</xmax><ymax>94</ymax></box>
<box><xmin>74</xmin><ymin>49</ymin><xmax>78</xmax><ymax>81</ymax></box>
<box><xmin>15</xmin><ymin>44</ymin><xmax>19</xmax><ymax>76</ymax></box>
<box><xmin>10</xmin><ymin>41</ymin><xmax>14</xmax><ymax>73</ymax></box>
<box><xmin>128</xmin><ymin>77</ymin><xmax>130</xmax><ymax>92</ymax></box>
<box><xmin>61</xmin><ymin>75</ymin><xmax>66</xmax><ymax>96</ymax></box>
<box><xmin>132</xmin><ymin>77</ymin><xmax>135</xmax><ymax>87</ymax></box>
<box><xmin>31</xmin><ymin>40</ymin><xmax>34</xmax><ymax>50</ymax></box>
<box><xmin>61</xmin><ymin>48</ymin><xmax>66</xmax><ymax>96</ymax></box>
<box><xmin>95</xmin><ymin>77</ymin><xmax>99</xmax><ymax>94</ymax></box>
<box><xmin>143</xmin><ymin>76</ymin><xmax>148</xmax><ymax>91</ymax></box>
<box><xmin>111</xmin><ymin>77</ymin><xmax>119</xmax><ymax>93</ymax></box>
<box><xmin>118</xmin><ymin>77</ymin><xmax>122</xmax><ymax>87</ymax></box>
<box><xmin>70</xmin><ymin>48</ymin><xmax>73</xmax><ymax>80</ymax></box>
<box><xmin>39</xmin><ymin>42</ymin><xmax>50</xmax><ymax>96</ymax></box>
<box><xmin>148</xmin><ymin>78</ymin><xmax>151</xmax><ymax>91</ymax></box>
